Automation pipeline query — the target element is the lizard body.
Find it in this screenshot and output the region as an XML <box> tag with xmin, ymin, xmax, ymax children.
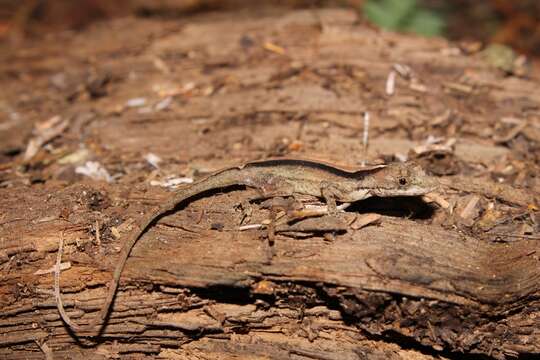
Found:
<box><xmin>61</xmin><ymin>158</ymin><xmax>436</xmax><ymax>335</ymax></box>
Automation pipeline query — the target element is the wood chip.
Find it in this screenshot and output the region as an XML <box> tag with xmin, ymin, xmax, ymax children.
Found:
<box><xmin>422</xmin><ymin>193</ymin><xmax>450</xmax><ymax>210</ymax></box>
<box><xmin>263</xmin><ymin>41</ymin><xmax>286</xmax><ymax>55</ymax></box>
<box><xmin>350</xmin><ymin>213</ymin><xmax>382</xmax><ymax>230</ymax></box>
<box><xmin>458</xmin><ymin>195</ymin><xmax>481</xmax><ymax>227</ymax></box>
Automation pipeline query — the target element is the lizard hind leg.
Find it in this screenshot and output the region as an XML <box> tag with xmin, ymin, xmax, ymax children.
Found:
<box><xmin>258</xmin><ymin>197</ymin><xmax>294</xmax><ymax>264</ymax></box>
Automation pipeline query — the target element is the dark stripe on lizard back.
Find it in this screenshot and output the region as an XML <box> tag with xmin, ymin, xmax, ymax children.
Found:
<box><xmin>243</xmin><ymin>158</ymin><xmax>384</xmax><ymax>178</ymax></box>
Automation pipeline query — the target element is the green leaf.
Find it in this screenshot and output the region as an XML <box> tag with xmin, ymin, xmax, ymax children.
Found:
<box><xmin>363</xmin><ymin>1</ymin><xmax>400</xmax><ymax>29</ymax></box>
<box><xmin>383</xmin><ymin>0</ymin><xmax>417</xmax><ymax>23</ymax></box>
<box><xmin>364</xmin><ymin>0</ymin><xmax>417</xmax><ymax>29</ymax></box>
<box><xmin>363</xmin><ymin>0</ymin><xmax>445</xmax><ymax>37</ymax></box>
<box><xmin>403</xmin><ymin>9</ymin><xmax>445</xmax><ymax>36</ymax></box>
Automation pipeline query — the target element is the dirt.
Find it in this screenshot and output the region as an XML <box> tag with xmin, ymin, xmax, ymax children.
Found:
<box><xmin>0</xmin><ymin>6</ymin><xmax>539</xmax><ymax>360</ymax></box>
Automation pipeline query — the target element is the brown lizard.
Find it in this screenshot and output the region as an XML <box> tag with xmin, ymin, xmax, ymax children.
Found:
<box><xmin>57</xmin><ymin>158</ymin><xmax>437</xmax><ymax>335</ymax></box>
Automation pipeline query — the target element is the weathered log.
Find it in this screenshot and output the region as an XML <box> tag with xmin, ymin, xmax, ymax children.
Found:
<box><xmin>1</xmin><ymin>7</ymin><xmax>540</xmax><ymax>360</ymax></box>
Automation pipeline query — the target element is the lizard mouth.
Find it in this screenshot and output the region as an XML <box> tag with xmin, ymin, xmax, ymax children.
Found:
<box><xmin>372</xmin><ymin>184</ymin><xmax>436</xmax><ymax>197</ymax></box>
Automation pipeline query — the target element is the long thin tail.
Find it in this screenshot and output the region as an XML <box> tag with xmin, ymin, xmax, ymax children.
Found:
<box><xmin>58</xmin><ymin>168</ymin><xmax>246</xmax><ymax>335</ymax></box>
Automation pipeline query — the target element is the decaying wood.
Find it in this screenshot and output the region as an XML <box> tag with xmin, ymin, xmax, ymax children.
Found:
<box><xmin>1</xmin><ymin>7</ymin><xmax>540</xmax><ymax>360</ymax></box>
<box><xmin>1</xmin><ymin>184</ymin><xmax>539</xmax><ymax>359</ymax></box>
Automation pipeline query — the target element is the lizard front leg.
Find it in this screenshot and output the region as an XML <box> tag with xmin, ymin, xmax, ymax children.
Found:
<box><xmin>320</xmin><ymin>181</ymin><xmax>345</xmax><ymax>214</ymax></box>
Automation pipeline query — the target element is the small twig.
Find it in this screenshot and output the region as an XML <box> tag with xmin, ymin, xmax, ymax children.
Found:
<box><xmin>305</xmin><ymin>203</ymin><xmax>351</xmax><ymax>211</ymax></box>
<box><xmin>301</xmin><ymin>202</ymin><xmax>351</xmax><ymax>213</ymax></box>
<box><xmin>34</xmin><ymin>261</ymin><xmax>71</xmax><ymax>275</ymax></box>
<box><xmin>54</xmin><ymin>232</ymin><xmax>81</xmax><ymax>331</ymax></box>
<box><xmin>284</xmin><ymin>202</ymin><xmax>351</xmax><ymax>220</ymax></box>
<box><xmin>361</xmin><ymin>112</ymin><xmax>370</xmax><ymax>167</ymax></box>
<box><xmin>237</xmin><ymin>203</ymin><xmax>352</xmax><ymax>231</ymax></box>
<box><xmin>238</xmin><ymin>223</ymin><xmax>264</xmax><ymax>231</ymax></box>
<box><xmin>385</xmin><ymin>70</ymin><xmax>396</xmax><ymax>95</ymax></box>
<box><xmin>95</xmin><ymin>220</ymin><xmax>102</xmax><ymax>253</ymax></box>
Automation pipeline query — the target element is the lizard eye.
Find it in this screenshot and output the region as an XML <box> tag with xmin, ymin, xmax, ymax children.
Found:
<box><xmin>398</xmin><ymin>177</ymin><xmax>408</xmax><ymax>186</ymax></box>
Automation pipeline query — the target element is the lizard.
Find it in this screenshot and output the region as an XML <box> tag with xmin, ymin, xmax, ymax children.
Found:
<box><xmin>57</xmin><ymin>158</ymin><xmax>438</xmax><ymax>335</ymax></box>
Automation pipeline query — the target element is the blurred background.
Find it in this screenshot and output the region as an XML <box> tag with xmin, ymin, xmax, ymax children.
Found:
<box><xmin>1</xmin><ymin>0</ymin><xmax>539</xmax><ymax>57</ymax></box>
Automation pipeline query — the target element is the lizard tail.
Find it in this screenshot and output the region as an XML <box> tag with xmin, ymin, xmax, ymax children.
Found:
<box><xmin>61</xmin><ymin>167</ymin><xmax>248</xmax><ymax>336</ymax></box>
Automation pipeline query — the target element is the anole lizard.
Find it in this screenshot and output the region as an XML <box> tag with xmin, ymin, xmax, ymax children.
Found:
<box><xmin>58</xmin><ymin>158</ymin><xmax>437</xmax><ymax>335</ymax></box>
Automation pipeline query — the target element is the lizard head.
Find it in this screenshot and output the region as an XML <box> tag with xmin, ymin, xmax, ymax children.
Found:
<box><xmin>368</xmin><ymin>162</ymin><xmax>438</xmax><ymax>197</ymax></box>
